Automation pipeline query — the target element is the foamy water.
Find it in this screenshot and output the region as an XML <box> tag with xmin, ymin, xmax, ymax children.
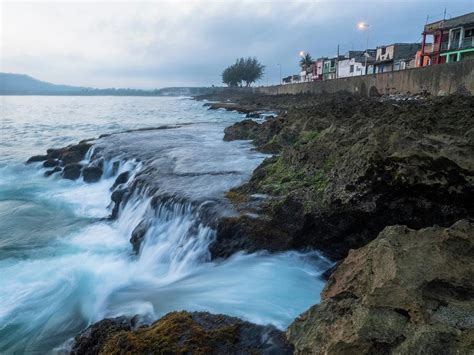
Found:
<box><xmin>0</xmin><ymin>96</ymin><xmax>330</xmax><ymax>353</ymax></box>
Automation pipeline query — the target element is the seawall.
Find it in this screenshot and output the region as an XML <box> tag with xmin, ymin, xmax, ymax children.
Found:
<box><xmin>256</xmin><ymin>60</ymin><xmax>474</xmax><ymax>96</ymax></box>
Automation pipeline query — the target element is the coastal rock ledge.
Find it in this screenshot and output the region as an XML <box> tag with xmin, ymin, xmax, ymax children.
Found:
<box><xmin>71</xmin><ymin>311</ymin><xmax>292</xmax><ymax>355</ymax></box>
<box><xmin>287</xmin><ymin>220</ymin><xmax>474</xmax><ymax>354</ymax></box>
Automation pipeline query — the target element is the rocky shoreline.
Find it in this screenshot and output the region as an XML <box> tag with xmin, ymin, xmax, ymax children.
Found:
<box><xmin>207</xmin><ymin>92</ymin><xmax>474</xmax><ymax>261</ymax></box>
<box><xmin>26</xmin><ymin>91</ymin><xmax>473</xmax><ymax>354</ymax></box>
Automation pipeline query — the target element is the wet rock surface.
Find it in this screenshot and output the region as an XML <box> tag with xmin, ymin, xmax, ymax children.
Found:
<box><xmin>287</xmin><ymin>220</ymin><xmax>474</xmax><ymax>354</ymax></box>
<box><xmin>82</xmin><ymin>166</ymin><xmax>103</xmax><ymax>183</ymax></box>
<box><xmin>62</xmin><ymin>163</ymin><xmax>83</xmax><ymax>180</ymax></box>
<box><xmin>71</xmin><ymin>311</ymin><xmax>292</xmax><ymax>355</ymax></box>
<box><xmin>27</xmin><ymin>141</ymin><xmax>93</xmax><ymax>181</ymax></box>
<box><xmin>71</xmin><ymin>316</ymin><xmax>139</xmax><ymax>355</ymax></box>
<box><xmin>209</xmin><ymin>93</ymin><xmax>474</xmax><ymax>260</ymax></box>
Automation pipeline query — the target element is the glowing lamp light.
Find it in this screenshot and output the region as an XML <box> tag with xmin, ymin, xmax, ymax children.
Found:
<box><xmin>299</xmin><ymin>51</ymin><xmax>305</xmax><ymax>57</ymax></box>
<box><xmin>358</xmin><ymin>22</ymin><xmax>369</xmax><ymax>30</ymax></box>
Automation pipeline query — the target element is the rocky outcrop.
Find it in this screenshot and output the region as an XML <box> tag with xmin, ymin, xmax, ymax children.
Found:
<box><xmin>71</xmin><ymin>316</ymin><xmax>139</xmax><ymax>355</ymax></box>
<box><xmin>287</xmin><ymin>220</ymin><xmax>474</xmax><ymax>354</ymax></box>
<box><xmin>82</xmin><ymin>166</ymin><xmax>103</xmax><ymax>183</ymax></box>
<box><xmin>62</xmin><ymin>163</ymin><xmax>83</xmax><ymax>180</ymax></box>
<box><xmin>71</xmin><ymin>311</ymin><xmax>292</xmax><ymax>355</ymax></box>
<box><xmin>26</xmin><ymin>141</ymin><xmax>108</xmax><ymax>183</ymax></box>
<box><xmin>211</xmin><ymin>93</ymin><xmax>474</xmax><ymax>260</ymax></box>
<box><xmin>223</xmin><ymin>119</ymin><xmax>260</xmax><ymax>141</ymax></box>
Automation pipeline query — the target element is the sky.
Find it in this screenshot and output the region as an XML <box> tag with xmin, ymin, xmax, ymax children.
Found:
<box><xmin>1</xmin><ymin>0</ymin><xmax>472</xmax><ymax>89</ymax></box>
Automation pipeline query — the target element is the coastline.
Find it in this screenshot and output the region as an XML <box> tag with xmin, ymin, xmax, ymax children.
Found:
<box><xmin>22</xmin><ymin>91</ymin><xmax>474</xmax><ymax>354</ymax></box>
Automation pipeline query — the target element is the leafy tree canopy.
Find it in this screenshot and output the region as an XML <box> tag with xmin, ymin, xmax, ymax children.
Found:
<box><xmin>300</xmin><ymin>53</ymin><xmax>314</xmax><ymax>69</ymax></box>
<box><xmin>222</xmin><ymin>57</ymin><xmax>265</xmax><ymax>87</ymax></box>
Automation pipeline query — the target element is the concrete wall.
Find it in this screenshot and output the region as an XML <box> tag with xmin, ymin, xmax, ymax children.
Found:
<box><xmin>256</xmin><ymin>60</ymin><xmax>474</xmax><ymax>96</ymax></box>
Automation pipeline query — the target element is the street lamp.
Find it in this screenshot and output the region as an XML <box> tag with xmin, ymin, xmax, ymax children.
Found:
<box><xmin>357</xmin><ymin>22</ymin><xmax>370</xmax><ymax>74</ymax></box>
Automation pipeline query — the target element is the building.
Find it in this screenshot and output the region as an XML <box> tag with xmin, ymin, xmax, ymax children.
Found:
<box><xmin>323</xmin><ymin>56</ymin><xmax>344</xmax><ymax>80</ymax></box>
<box><xmin>420</xmin><ymin>11</ymin><xmax>474</xmax><ymax>66</ymax></box>
<box><xmin>282</xmin><ymin>75</ymin><xmax>301</xmax><ymax>85</ymax></box>
<box><xmin>415</xmin><ymin>44</ymin><xmax>432</xmax><ymax>67</ymax></box>
<box><xmin>299</xmin><ymin>63</ymin><xmax>314</xmax><ymax>82</ymax></box>
<box><xmin>374</xmin><ymin>43</ymin><xmax>421</xmax><ymax>73</ymax></box>
<box><xmin>312</xmin><ymin>57</ymin><xmax>326</xmax><ymax>81</ymax></box>
<box><xmin>337</xmin><ymin>50</ymin><xmax>376</xmax><ymax>78</ymax></box>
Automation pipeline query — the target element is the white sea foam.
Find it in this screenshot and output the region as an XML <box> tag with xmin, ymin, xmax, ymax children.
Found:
<box><xmin>0</xmin><ymin>96</ymin><xmax>331</xmax><ymax>353</ymax></box>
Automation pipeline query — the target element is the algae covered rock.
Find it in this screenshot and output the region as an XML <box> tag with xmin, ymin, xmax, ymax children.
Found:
<box><xmin>287</xmin><ymin>220</ymin><xmax>474</xmax><ymax>354</ymax></box>
<box><xmin>72</xmin><ymin>311</ymin><xmax>292</xmax><ymax>355</ymax></box>
<box><xmin>213</xmin><ymin>93</ymin><xmax>474</xmax><ymax>260</ymax></box>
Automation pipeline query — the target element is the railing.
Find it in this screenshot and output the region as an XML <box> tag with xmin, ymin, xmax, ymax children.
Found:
<box><xmin>444</xmin><ymin>38</ymin><xmax>474</xmax><ymax>51</ymax></box>
<box><xmin>461</xmin><ymin>38</ymin><xmax>474</xmax><ymax>49</ymax></box>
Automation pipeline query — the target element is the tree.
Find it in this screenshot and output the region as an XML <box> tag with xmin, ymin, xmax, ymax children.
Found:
<box><xmin>300</xmin><ymin>53</ymin><xmax>313</xmax><ymax>70</ymax></box>
<box><xmin>222</xmin><ymin>57</ymin><xmax>265</xmax><ymax>87</ymax></box>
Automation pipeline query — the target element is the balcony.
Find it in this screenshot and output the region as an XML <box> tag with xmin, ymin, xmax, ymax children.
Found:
<box><xmin>461</xmin><ymin>37</ymin><xmax>474</xmax><ymax>49</ymax></box>
<box><xmin>443</xmin><ymin>38</ymin><xmax>474</xmax><ymax>51</ymax></box>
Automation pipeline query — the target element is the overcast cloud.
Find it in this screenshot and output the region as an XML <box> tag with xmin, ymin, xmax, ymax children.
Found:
<box><xmin>1</xmin><ymin>0</ymin><xmax>472</xmax><ymax>88</ymax></box>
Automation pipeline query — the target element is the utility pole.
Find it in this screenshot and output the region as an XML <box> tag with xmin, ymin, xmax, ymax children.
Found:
<box><xmin>336</xmin><ymin>44</ymin><xmax>340</xmax><ymax>78</ymax></box>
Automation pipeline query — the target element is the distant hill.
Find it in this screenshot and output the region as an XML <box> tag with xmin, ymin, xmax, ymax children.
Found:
<box><xmin>0</xmin><ymin>73</ymin><xmax>96</xmax><ymax>95</ymax></box>
<box><xmin>0</xmin><ymin>73</ymin><xmax>219</xmax><ymax>96</ymax></box>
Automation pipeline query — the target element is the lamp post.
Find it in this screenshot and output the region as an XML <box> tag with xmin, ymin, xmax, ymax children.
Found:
<box><xmin>358</xmin><ymin>22</ymin><xmax>370</xmax><ymax>75</ymax></box>
<box><xmin>277</xmin><ymin>63</ymin><xmax>282</xmax><ymax>85</ymax></box>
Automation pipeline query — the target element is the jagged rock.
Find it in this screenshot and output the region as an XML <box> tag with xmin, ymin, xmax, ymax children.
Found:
<box><xmin>61</xmin><ymin>150</ymin><xmax>84</xmax><ymax>164</ymax></box>
<box><xmin>29</xmin><ymin>142</ymin><xmax>93</xmax><ymax>169</ymax></box>
<box><xmin>82</xmin><ymin>166</ymin><xmax>103</xmax><ymax>183</ymax></box>
<box><xmin>72</xmin><ymin>311</ymin><xmax>292</xmax><ymax>355</ymax></box>
<box><xmin>71</xmin><ymin>316</ymin><xmax>138</xmax><ymax>355</ymax></box>
<box><xmin>44</xmin><ymin>166</ymin><xmax>62</xmax><ymax>177</ymax></box>
<box><xmin>130</xmin><ymin>219</ymin><xmax>149</xmax><ymax>254</ymax></box>
<box><xmin>62</xmin><ymin>163</ymin><xmax>82</xmax><ymax>180</ymax></box>
<box><xmin>212</xmin><ymin>94</ymin><xmax>474</xmax><ymax>260</ymax></box>
<box><xmin>223</xmin><ymin>119</ymin><xmax>260</xmax><ymax>141</ymax></box>
<box><xmin>111</xmin><ymin>171</ymin><xmax>130</xmax><ymax>190</ymax></box>
<box><xmin>26</xmin><ymin>155</ymin><xmax>48</xmax><ymax>164</ymax></box>
<box><xmin>43</xmin><ymin>159</ymin><xmax>59</xmax><ymax>168</ymax></box>
<box><xmin>109</xmin><ymin>188</ymin><xmax>128</xmax><ymax>219</ymax></box>
<box><xmin>287</xmin><ymin>220</ymin><xmax>474</xmax><ymax>354</ymax></box>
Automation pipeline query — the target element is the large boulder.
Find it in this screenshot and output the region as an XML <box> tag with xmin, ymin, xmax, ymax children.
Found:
<box><xmin>26</xmin><ymin>155</ymin><xmax>48</xmax><ymax>164</ymax></box>
<box><xmin>82</xmin><ymin>166</ymin><xmax>103</xmax><ymax>183</ymax></box>
<box><xmin>287</xmin><ymin>220</ymin><xmax>474</xmax><ymax>354</ymax></box>
<box><xmin>72</xmin><ymin>311</ymin><xmax>292</xmax><ymax>355</ymax></box>
<box><xmin>62</xmin><ymin>163</ymin><xmax>82</xmax><ymax>180</ymax></box>
<box><xmin>223</xmin><ymin>119</ymin><xmax>260</xmax><ymax>141</ymax></box>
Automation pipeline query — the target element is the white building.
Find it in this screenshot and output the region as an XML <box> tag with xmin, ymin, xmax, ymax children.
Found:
<box><xmin>337</xmin><ymin>50</ymin><xmax>376</xmax><ymax>78</ymax></box>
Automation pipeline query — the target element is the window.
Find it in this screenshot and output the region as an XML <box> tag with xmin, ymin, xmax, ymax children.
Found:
<box><xmin>349</xmin><ymin>65</ymin><xmax>354</xmax><ymax>73</ymax></box>
<box><xmin>381</xmin><ymin>47</ymin><xmax>386</xmax><ymax>55</ymax></box>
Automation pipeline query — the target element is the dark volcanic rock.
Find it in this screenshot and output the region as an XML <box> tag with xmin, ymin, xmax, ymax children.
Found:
<box><xmin>26</xmin><ymin>155</ymin><xmax>48</xmax><ymax>164</ymax></box>
<box><xmin>72</xmin><ymin>311</ymin><xmax>293</xmax><ymax>355</ymax></box>
<box><xmin>43</xmin><ymin>159</ymin><xmax>59</xmax><ymax>168</ymax></box>
<box><xmin>44</xmin><ymin>166</ymin><xmax>62</xmax><ymax>177</ymax></box>
<box><xmin>212</xmin><ymin>93</ymin><xmax>474</xmax><ymax>260</ymax></box>
<box><xmin>130</xmin><ymin>219</ymin><xmax>149</xmax><ymax>254</ymax></box>
<box><xmin>61</xmin><ymin>150</ymin><xmax>84</xmax><ymax>164</ymax></box>
<box><xmin>110</xmin><ymin>188</ymin><xmax>129</xmax><ymax>219</ymax></box>
<box><xmin>71</xmin><ymin>316</ymin><xmax>137</xmax><ymax>355</ymax></box>
<box><xmin>29</xmin><ymin>142</ymin><xmax>93</xmax><ymax>170</ymax></box>
<box><xmin>223</xmin><ymin>119</ymin><xmax>260</xmax><ymax>141</ymax></box>
<box><xmin>62</xmin><ymin>163</ymin><xmax>82</xmax><ymax>180</ymax></box>
<box><xmin>82</xmin><ymin>166</ymin><xmax>103</xmax><ymax>183</ymax></box>
<box><xmin>287</xmin><ymin>220</ymin><xmax>474</xmax><ymax>354</ymax></box>
<box><xmin>111</xmin><ymin>171</ymin><xmax>130</xmax><ymax>190</ymax></box>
